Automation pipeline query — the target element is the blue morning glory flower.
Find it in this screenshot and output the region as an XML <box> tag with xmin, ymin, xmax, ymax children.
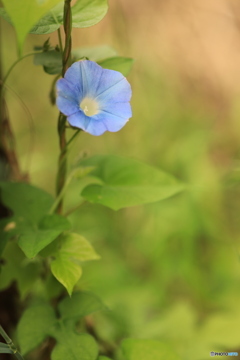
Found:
<box><xmin>56</xmin><ymin>60</ymin><xmax>132</xmax><ymax>136</ymax></box>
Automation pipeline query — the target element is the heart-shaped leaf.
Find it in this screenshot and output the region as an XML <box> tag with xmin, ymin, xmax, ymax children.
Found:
<box><xmin>1</xmin><ymin>0</ymin><xmax>63</xmax><ymax>52</ymax></box>
<box><xmin>80</xmin><ymin>155</ymin><xmax>184</xmax><ymax>210</ymax></box>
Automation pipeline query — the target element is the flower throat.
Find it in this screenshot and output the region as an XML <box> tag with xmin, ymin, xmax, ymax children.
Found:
<box><xmin>80</xmin><ymin>97</ymin><xmax>99</xmax><ymax>116</ymax></box>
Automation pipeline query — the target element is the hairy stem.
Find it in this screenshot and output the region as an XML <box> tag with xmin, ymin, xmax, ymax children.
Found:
<box><xmin>56</xmin><ymin>0</ymin><xmax>72</xmax><ymax>214</ymax></box>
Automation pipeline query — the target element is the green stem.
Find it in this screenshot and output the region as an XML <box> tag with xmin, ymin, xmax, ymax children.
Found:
<box><xmin>0</xmin><ymin>325</ymin><xmax>25</xmax><ymax>360</ymax></box>
<box><xmin>52</xmin><ymin>129</ymin><xmax>81</xmax><ymax>213</ymax></box>
<box><xmin>51</xmin><ymin>174</ymin><xmax>71</xmax><ymax>214</ymax></box>
<box><xmin>49</xmin><ymin>73</ymin><xmax>61</xmax><ymax>105</ymax></box>
<box><xmin>56</xmin><ymin>0</ymin><xmax>72</xmax><ymax>214</ymax></box>
<box><xmin>0</xmin><ymin>51</ymin><xmax>41</xmax><ymax>124</ymax></box>
<box><xmin>14</xmin><ymin>353</ymin><xmax>25</xmax><ymax>360</ymax></box>
<box><xmin>57</xmin><ymin>28</ymin><xmax>63</xmax><ymax>53</ymax></box>
<box><xmin>1</xmin><ymin>51</ymin><xmax>41</xmax><ymax>91</ymax></box>
<box><xmin>66</xmin><ymin>128</ymin><xmax>81</xmax><ymax>147</ymax></box>
<box><xmin>0</xmin><ymin>325</ymin><xmax>11</xmax><ymax>343</ymax></box>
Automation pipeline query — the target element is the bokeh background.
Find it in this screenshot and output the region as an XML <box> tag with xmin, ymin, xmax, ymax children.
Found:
<box><xmin>2</xmin><ymin>0</ymin><xmax>240</xmax><ymax>358</ymax></box>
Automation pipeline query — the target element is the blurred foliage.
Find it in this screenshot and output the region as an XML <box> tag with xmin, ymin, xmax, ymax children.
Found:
<box><xmin>2</xmin><ymin>0</ymin><xmax>240</xmax><ymax>359</ymax></box>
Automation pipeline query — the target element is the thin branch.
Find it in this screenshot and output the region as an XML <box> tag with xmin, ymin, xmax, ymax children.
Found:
<box><xmin>66</xmin><ymin>128</ymin><xmax>81</xmax><ymax>147</ymax></box>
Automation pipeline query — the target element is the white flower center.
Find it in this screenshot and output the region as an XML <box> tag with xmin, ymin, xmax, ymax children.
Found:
<box><xmin>80</xmin><ymin>97</ymin><xmax>99</xmax><ymax>117</ymax></box>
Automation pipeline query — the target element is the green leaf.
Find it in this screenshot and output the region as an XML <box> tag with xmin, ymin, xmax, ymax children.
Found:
<box><xmin>39</xmin><ymin>237</ymin><xmax>60</xmax><ymax>258</ymax></box>
<box><xmin>39</xmin><ymin>214</ymin><xmax>70</xmax><ymax>231</ymax></box>
<box><xmin>98</xmin><ymin>357</ymin><xmax>112</xmax><ymax>360</ymax></box>
<box><xmin>98</xmin><ymin>57</ymin><xmax>134</xmax><ymax>76</ymax></box>
<box><xmin>0</xmin><ymin>241</ymin><xmax>41</xmax><ymax>298</ymax></box>
<box><xmin>51</xmin><ymin>255</ymin><xmax>82</xmax><ymax>296</ymax></box>
<box><xmin>72</xmin><ymin>45</ymin><xmax>117</xmax><ymax>62</ymax></box>
<box><xmin>0</xmin><ymin>343</ymin><xmax>13</xmax><ymax>354</ymax></box>
<box><xmin>71</xmin><ymin>0</ymin><xmax>108</xmax><ymax>28</ymax></box>
<box><xmin>17</xmin><ymin>303</ymin><xmax>56</xmax><ymax>355</ymax></box>
<box><xmin>121</xmin><ymin>339</ymin><xmax>181</xmax><ymax>360</ymax></box>
<box><xmin>18</xmin><ymin>225</ymin><xmax>59</xmax><ymax>259</ymax></box>
<box><xmin>30</xmin><ymin>15</ymin><xmax>60</xmax><ymax>35</ymax></box>
<box><xmin>34</xmin><ymin>50</ymin><xmax>62</xmax><ymax>75</ymax></box>
<box><xmin>51</xmin><ymin>328</ymin><xmax>98</xmax><ymax>360</ymax></box>
<box><xmin>0</xmin><ymin>0</ymin><xmax>108</xmax><ymax>38</ymax></box>
<box><xmin>34</xmin><ymin>0</ymin><xmax>108</xmax><ymax>34</ymax></box>
<box><xmin>0</xmin><ymin>8</ymin><xmax>12</xmax><ymax>25</ymax></box>
<box><xmin>18</xmin><ymin>214</ymin><xmax>71</xmax><ymax>258</ymax></box>
<box><xmin>1</xmin><ymin>0</ymin><xmax>63</xmax><ymax>52</ymax></box>
<box><xmin>33</xmin><ymin>46</ymin><xmax>119</xmax><ymax>76</ymax></box>
<box><xmin>0</xmin><ymin>4</ymin><xmax>62</xmax><ymax>35</ymax></box>
<box><xmin>44</xmin><ymin>273</ymin><xmax>64</xmax><ymax>299</ymax></box>
<box><xmin>55</xmin><ymin>232</ymin><xmax>100</xmax><ymax>262</ymax></box>
<box><xmin>80</xmin><ymin>155</ymin><xmax>184</xmax><ymax>210</ymax></box>
<box><xmin>59</xmin><ymin>291</ymin><xmax>107</xmax><ymax>321</ymax></box>
<box><xmin>51</xmin><ymin>232</ymin><xmax>100</xmax><ymax>295</ymax></box>
<box><xmin>0</xmin><ymin>183</ymin><xmax>70</xmax><ymax>258</ymax></box>
<box><xmin>17</xmin><ymin>292</ymin><xmax>101</xmax><ymax>358</ymax></box>
<box><xmin>0</xmin><ymin>182</ymin><xmax>53</xmax><ymax>223</ymax></box>
<box><xmin>30</xmin><ymin>3</ymin><xmax>63</xmax><ymax>34</ymax></box>
<box><xmin>0</xmin><ymin>218</ymin><xmax>17</xmax><ymax>256</ymax></box>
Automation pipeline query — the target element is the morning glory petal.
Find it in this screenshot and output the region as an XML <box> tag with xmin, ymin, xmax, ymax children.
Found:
<box><xmin>57</xmin><ymin>78</ymin><xmax>79</xmax><ymax>100</ymax></box>
<box><xmin>100</xmin><ymin>102</ymin><xmax>132</xmax><ymax>119</ymax></box>
<box><xmin>95</xmin><ymin>68</ymin><xmax>125</xmax><ymax>96</ymax></box>
<box><xmin>80</xmin><ymin>61</ymin><xmax>104</xmax><ymax>96</ymax></box>
<box><xmin>68</xmin><ymin>111</ymin><xmax>107</xmax><ymax>136</ymax></box>
<box><xmin>64</xmin><ymin>62</ymin><xmax>85</xmax><ymax>95</ymax></box>
<box><xmin>56</xmin><ymin>60</ymin><xmax>132</xmax><ymax>136</ymax></box>
<box><xmin>94</xmin><ymin>111</ymin><xmax>129</xmax><ymax>132</ymax></box>
<box><xmin>56</xmin><ymin>79</ymin><xmax>80</xmax><ymax>116</ymax></box>
<box><xmin>67</xmin><ymin>111</ymin><xmax>90</xmax><ymax>130</ymax></box>
<box><xmin>96</xmin><ymin>77</ymin><xmax>132</xmax><ymax>104</ymax></box>
<box><xmin>57</xmin><ymin>96</ymin><xmax>79</xmax><ymax>116</ymax></box>
<box><xmin>85</xmin><ymin>119</ymin><xmax>107</xmax><ymax>136</ymax></box>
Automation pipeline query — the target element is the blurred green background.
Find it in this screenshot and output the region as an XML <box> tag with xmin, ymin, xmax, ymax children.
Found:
<box><xmin>2</xmin><ymin>0</ymin><xmax>240</xmax><ymax>358</ymax></box>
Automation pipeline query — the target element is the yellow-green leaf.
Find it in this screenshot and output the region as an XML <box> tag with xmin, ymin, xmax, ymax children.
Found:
<box><xmin>81</xmin><ymin>155</ymin><xmax>184</xmax><ymax>210</ymax></box>
<box><xmin>1</xmin><ymin>0</ymin><xmax>63</xmax><ymax>52</ymax></box>
<box><xmin>50</xmin><ymin>232</ymin><xmax>100</xmax><ymax>295</ymax></box>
